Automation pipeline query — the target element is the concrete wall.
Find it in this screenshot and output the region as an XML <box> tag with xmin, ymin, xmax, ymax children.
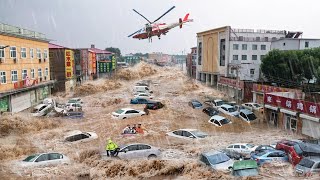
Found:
<box><xmin>0</xmin><ymin>34</ymin><xmax>50</xmax><ymax>92</ymax></box>
<box><xmin>271</xmin><ymin>39</ymin><xmax>320</xmax><ymax>50</ymax></box>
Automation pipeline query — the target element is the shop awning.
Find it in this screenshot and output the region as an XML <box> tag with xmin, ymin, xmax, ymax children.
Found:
<box><xmin>300</xmin><ymin>114</ymin><xmax>320</xmax><ymax>123</ymax></box>
<box><xmin>280</xmin><ymin>108</ymin><xmax>298</xmax><ymax>116</ymax></box>
<box><xmin>264</xmin><ymin>104</ymin><xmax>278</xmax><ymax>111</ymax></box>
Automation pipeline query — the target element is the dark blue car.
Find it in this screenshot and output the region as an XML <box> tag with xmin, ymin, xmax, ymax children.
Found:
<box><xmin>251</xmin><ymin>150</ymin><xmax>288</xmax><ymax>166</ymax></box>
<box><xmin>130</xmin><ymin>98</ymin><xmax>153</xmax><ymax>104</ymax></box>
<box><xmin>188</xmin><ymin>100</ymin><xmax>203</xmax><ymax>109</ymax></box>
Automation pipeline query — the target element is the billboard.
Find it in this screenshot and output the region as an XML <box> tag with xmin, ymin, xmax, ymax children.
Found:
<box><xmin>65</xmin><ymin>50</ymin><xmax>74</xmax><ymax>79</ymax></box>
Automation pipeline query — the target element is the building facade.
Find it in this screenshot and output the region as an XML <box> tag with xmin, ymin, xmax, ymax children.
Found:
<box><xmin>49</xmin><ymin>43</ymin><xmax>75</xmax><ymax>93</ymax></box>
<box><xmin>0</xmin><ymin>23</ymin><xmax>53</xmax><ymax>113</ymax></box>
<box><xmin>186</xmin><ymin>47</ymin><xmax>197</xmax><ymax>79</ymax></box>
<box><xmin>89</xmin><ymin>45</ymin><xmax>114</xmax><ymax>78</ymax></box>
<box><xmin>196</xmin><ymin>26</ymin><xmax>288</xmax><ymax>84</ymax></box>
<box><xmin>271</xmin><ymin>38</ymin><xmax>320</xmax><ymax>50</ymax></box>
<box><xmin>123</xmin><ymin>54</ymin><xmax>141</xmax><ymax>65</ymax></box>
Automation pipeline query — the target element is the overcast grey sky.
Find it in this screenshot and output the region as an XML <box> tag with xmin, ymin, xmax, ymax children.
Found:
<box><xmin>0</xmin><ymin>0</ymin><xmax>319</xmax><ymax>55</ymax></box>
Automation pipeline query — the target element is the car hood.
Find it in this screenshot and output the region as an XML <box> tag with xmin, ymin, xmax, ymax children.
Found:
<box><xmin>295</xmin><ymin>165</ymin><xmax>310</xmax><ymax>175</ymax></box>
<box><xmin>211</xmin><ymin>159</ymin><xmax>234</xmax><ymax>170</ymax></box>
<box><xmin>230</xmin><ymin>111</ymin><xmax>240</xmax><ymax>116</ymax></box>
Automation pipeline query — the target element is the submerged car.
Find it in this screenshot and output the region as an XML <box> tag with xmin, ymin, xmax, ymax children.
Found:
<box><xmin>166</xmin><ymin>129</ymin><xmax>208</xmax><ymax>140</ymax></box>
<box><xmin>218</xmin><ymin>104</ymin><xmax>240</xmax><ymax>117</ymax></box>
<box><xmin>251</xmin><ymin>150</ymin><xmax>288</xmax><ymax>166</ymax></box>
<box><xmin>67</xmin><ymin>98</ymin><xmax>83</xmax><ymax>105</ymax></box>
<box><xmin>65</xmin><ymin>103</ymin><xmax>82</xmax><ymax>112</ymax></box>
<box><xmin>295</xmin><ymin>156</ymin><xmax>320</xmax><ymax>177</ymax></box>
<box><xmin>134</xmin><ymin>93</ymin><xmax>154</xmax><ymax>100</ymax></box>
<box><xmin>230</xmin><ymin>160</ymin><xmax>259</xmax><ymax>177</ymax></box>
<box><xmin>202</xmin><ymin>107</ymin><xmax>219</xmax><ymax>116</ymax></box>
<box><xmin>219</xmin><ymin>149</ymin><xmax>249</xmax><ymax>160</ymax></box>
<box><xmin>239</xmin><ymin>109</ymin><xmax>257</xmax><ymax>122</ymax></box>
<box><xmin>204</xmin><ymin>99</ymin><xmax>225</xmax><ymax>109</ymax></box>
<box><xmin>112</xmin><ymin>108</ymin><xmax>145</xmax><ymax>119</ymax></box>
<box><xmin>32</xmin><ymin>104</ymin><xmax>53</xmax><ymax>117</ymax></box>
<box><xmin>188</xmin><ymin>100</ymin><xmax>203</xmax><ymax>109</ymax></box>
<box><xmin>252</xmin><ymin>145</ymin><xmax>275</xmax><ymax>154</ymax></box>
<box><xmin>208</xmin><ymin>115</ymin><xmax>232</xmax><ymax>127</ymax></box>
<box><xmin>64</xmin><ymin>130</ymin><xmax>98</xmax><ymax>143</ymax></box>
<box><xmin>20</xmin><ymin>153</ymin><xmax>70</xmax><ymax>167</ymax></box>
<box><xmin>200</xmin><ymin>151</ymin><xmax>234</xmax><ymax>170</ymax></box>
<box><xmin>130</xmin><ymin>98</ymin><xmax>153</xmax><ymax>104</ymax></box>
<box><xmin>146</xmin><ymin>102</ymin><xmax>164</xmax><ymax>110</ymax></box>
<box><xmin>226</xmin><ymin>143</ymin><xmax>257</xmax><ymax>154</ymax></box>
<box><xmin>116</xmin><ymin>143</ymin><xmax>160</xmax><ymax>159</ymax></box>
<box><xmin>241</xmin><ymin>102</ymin><xmax>263</xmax><ymax>113</ymax></box>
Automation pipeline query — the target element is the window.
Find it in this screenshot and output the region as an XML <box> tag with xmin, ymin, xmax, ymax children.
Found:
<box><xmin>256</xmin><ymin>37</ymin><xmax>260</xmax><ymax>41</ymax></box>
<box><xmin>127</xmin><ymin>145</ymin><xmax>138</xmax><ymax>151</ymax></box>
<box><xmin>38</xmin><ymin>68</ymin><xmax>42</xmax><ymax>78</ymax></box>
<box><xmin>138</xmin><ymin>144</ymin><xmax>151</xmax><ymax>150</ymax></box>
<box><xmin>10</xmin><ymin>47</ymin><xmax>17</xmax><ymax>58</ymax></box>
<box><xmin>36</xmin><ymin>49</ymin><xmax>41</xmax><ymax>59</ymax></box>
<box><xmin>35</xmin><ymin>154</ymin><xmax>49</xmax><ymax>162</ymax></box>
<box><xmin>261</xmin><ymin>55</ymin><xmax>265</xmax><ymax>61</ymax></box>
<box><xmin>45</xmin><ymin>67</ymin><xmax>48</xmax><ymax>77</ymax></box>
<box><xmin>11</xmin><ymin>70</ymin><xmax>18</xmax><ymax>82</ymax></box>
<box><xmin>234</xmin><ymin>145</ymin><xmax>240</xmax><ymax>149</ymax></box>
<box><xmin>228</xmin><ymin>145</ymin><xmax>233</xmax><ymax>148</ymax></box>
<box><xmin>31</xmin><ymin>69</ymin><xmax>35</xmax><ymax>79</ymax></box>
<box><xmin>305</xmin><ymin>42</ymin><xmax>309</xmax><ymax>48</ymax></box>
<box><xmin>233</xmin><ymin>55</ymin><xmax>238</xmax><ymax>60</ymax></box>
<box><xmin>242</xmin><ymin>44</ymin><xmax>247</xmax><ymax>50</ymax></box>
<box><xmin>22</xmin><ymin>69</ymin><xmax>27</xmax><ymax>79</ymax></box>
<box><xmin>241</xmin><ymin>55</ymin><xmax>247</xmax><ymax>60</ymax></box>
<box><xmin>283</xmin><ymin>43</ymin><xmax>286</xmax><ymax>46</ymax></box>
<box><xmin>250</xmin><ymin>69</ymin><xmax>255</xmax><ymax>75</ymax></box>
<box><xmin>30</xmin><ymin>48</ymin><xmax>34</xmax><ymax>59</ymax></box>
<box><xmin>272</xmin><ymin>37</ymin><xmax>277</xmax><ymax>41</ymax></box>
<box><xmin>241</xmin><ymin>145</ymin><xmax>246</xmax><ymax>149</ymax></box>
<box><xmin>198</xmin><ymin>42</ymin><xmax>202</xmax><ymax>65</ymax></box>
<box><xmin>43</xmin><ymin>49</ymin><xmax>48</xmax><ymax>59</ymax></box>
<box><xmin>182</xmin><ymin>131</ymin><xmax>193</xmax><ymax>138</ymax></box>
<box><xmin>233</xmin><ymin>44</ymin><xmax>239</xmax><ymax>50</ymax></box>
<box><xmin>0</xmin><ymin>46</ymin><xmax>5</xmax><ymax>58</ymax></box>
<box><xmin>252</xmin><ymin>44</ymin><xmax>257</xmax><ymax>50</ymax></box>
<box><xmin>261</xmin><ymin>45</ymin><xmax>267</xmax><ymax>50</ymax></box>
<box><xmin>264</xmin><ymin>37</ymin><xmax>269</xmax><ymax>41</ymax></box>
<box><xmin>252</xmin><ymin>55</ymin><xmax>258</xmax><ymax>60</ymax></box>
<box><xmin>0</xmin><ymin>71</ymin><xmax>6</xmax><ymax>84</ymax></box>
<box><xmin>173</xmin><ymin>130</ymin><xmax>182</xmax><ymax>136</ymax></box>
<box><xmin>21</xmin><ymin>47</ymin><xmax>27</xmax><ymax>58</ymax></box>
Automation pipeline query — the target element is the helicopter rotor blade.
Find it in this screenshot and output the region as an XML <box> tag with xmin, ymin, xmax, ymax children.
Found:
<box><xmin>152</xmin><ymin>6</ymin><xmax>176</xmax><ymax>23</ymax></box>
<box><xmin>133</xmin><ymin>9</ymin><xmax>152</xmax><ymax>24</ymax></box>
<box><xmin>128</xmin><ymin>29</ymin><xmax>143</xmax><ymax>38</ymax></box>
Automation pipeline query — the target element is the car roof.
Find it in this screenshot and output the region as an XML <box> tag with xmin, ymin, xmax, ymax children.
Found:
<box><xmin>220</xmin><ymin>104</ymin><xmax>233</xmax><ymax>108</ymax></box>
<box><xmin>176</xmin><ymin>128</ymin><xmax>199</xmax><ymax>132</ymax></box>
<box><xmin>240</xmin><ymin>109</ymin><xmax>253</xmax><ymax>114</ymax></box>
<box><xmin>64</xmin><ymin>130</ymin><xmax>84</xmax><ymax>137</ymax></box>
<box><xmin>120</xmin><ymin>143</ymin><xmax>152</xmax><ymax>148</ymax></box>
<box><xmin>214</xmin><ymin>99</ymin><xmax>223</xmax><ymax>102</ymax></box>
<box><xmin>120</xmin><ymin>108</ymin><xmax>135</xmax><ymax>111</ymax></box>
<box><xmin>233</xmin><ymin>160</ymin><xmax>258</xmax><ymax>170</ymax></box>
<box><xmin>34</xmin><ymin>104</ymin><xmax>47</xmax><ymax>109</ymax></box>
<box><xmin>202</xmin><ymin>150</ymin><xmax>223</xmax><ymax>156</ymax></box>
<box><xmin>229</xmin><ymin>143</ymin><xmax>252</xmax><ymax>146</ymax></box>
<box><xmin>210</xmin><ymin>115</ymin><xmax>226</xmax><ymax>121</ymax></box>
<box><xmin>302</xmin><ymin>156</ymin><xmax>320</xmax><ymax>161</ymax></box>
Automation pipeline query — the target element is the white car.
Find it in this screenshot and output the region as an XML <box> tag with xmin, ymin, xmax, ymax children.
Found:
<box><xmin>208</xmin><ymin>115</ymin><xmax>232</xmax><ymax>127</ymax></box>
<box><xmin>226</xmin><ymin>143</ymin><xmax>258</xmax><ymax>154</ymax></box>
<box><xmin>107</xmin><ymin>143</ymin><xmax>160</xmax><ymax>159</ymax></box>
<box><xmin>19</xmin><ymin>153</ymin><xmax>70</xmax><ymax>167</ymax></box>
<box><xmin>65</xmin><ymin>103</ymin><xmax>82</xmax><ymax>112</ymax></box>
<box><xmin>134</xmin><ymin>93</ymin><xmax>154</xmax><ymax>100</ymax></box>
<box><xmin>112</xmin><ymin>108</ymin><xmax>146</xmax><ymax>119</ymax></box>
<box><xmin>241</xmin><ymin>102</ymin><xmax>264</xmax><ymax>113</ymax></box>
<box><xmin>239</xmin><ymin>109</ymin><xmax>257</xmax><ymax>123</ymax></box>
<box><xmin>67</xmin><ymin>98</ymin><xmax>83</xmax><ymax>105</ymax></box>
<box><xmin>200</xmin><ymin>151</ymin><xmax>234</xmax><ymax>171</ymax></box>
<box><xmin>32</xmin><ymin>104</ymin><xmax>53</xmax><ymax>117</ymax></box>
<box><xmin>64</xmin><ymin>130</ymin><xmax>98</xmax><ymax>143</ymax></box>
<box><xmin>204</xmin><ymin>99</ymin><xmax>226</xmax><ymax>109</ymax></box>
<box><xmin>218</xmin><ymin>104</ymin><xmax>240</xmax><ymax>117</ymax></box>
<box><xmin>166</xmin><ymin>129</ymin><xmax>208</xmax><ymax>140</ymax></box>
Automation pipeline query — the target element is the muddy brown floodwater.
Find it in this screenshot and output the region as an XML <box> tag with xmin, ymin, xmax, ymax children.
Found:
<box><xmin>1</xmin><ymin>63</ymin><xmax>319</xmax><ymax>180</ymax></box>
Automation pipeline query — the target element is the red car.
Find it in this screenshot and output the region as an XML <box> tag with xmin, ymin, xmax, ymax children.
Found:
<box><xmin>276</xmin><ymin>140</ymin><xmax>303</xmax><ymax>166</ymax></box>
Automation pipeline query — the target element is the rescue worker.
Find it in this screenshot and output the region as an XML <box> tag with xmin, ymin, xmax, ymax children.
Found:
<box><xmin>105</xmin><ymin>139</ymin><xmax>119</xmax><ymax>157</ymax></box>
<box><xmin>136</xmin><ymin>124</ymin><xmax>148</xmax><ymax>134</ymax></box>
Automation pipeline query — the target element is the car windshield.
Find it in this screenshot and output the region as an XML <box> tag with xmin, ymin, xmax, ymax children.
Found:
<box><xmin>228</xmin><ymin>107</ymin><xmax>236</xmax><ymax>112</ymax></box>
<box><xmin>207</xmin><ymin>153</ymin><xmax>230</xmax><ymax>165</ymax></box>
<box><xmin>193</xmin><ymin>102</ymin><xmax>202</xmax><ymax>107</ymax></box>
<box><xmin>246</xmin><ymin>144</ymin><xmax>255</xmax><ymax>148</ymax></box>
<box><xmin>216</xmin><ymin>101</ymin><xmax>224</xmax><ymax>106</ymax></box>
<box><xmin>23</xmin><ymin>154</ymin><xmax>39</xmax><ymax>162</ymax></box>
<box><xmin>293</xmin><ymin>144</ymin><xmax>303</xmax><ymax>155</ymax></box>
<box><xmin>298</xmin><ymin>158</ymin><xmax>315</xmax><ymax>168</ymax></box>
<box><xmin>233</xmin><ymin>168</ymin><xmax>259</xmax><ymax>177</ymax></box>
<box><xmin>115</xmin><ymin>109</ymin><xmax>125</xmax><ymax>114</ymax></box>
<box><xmin>247</xmin><ymin>113</ymin><xmax>257</xmax><ymax>121</ymax></box>
<box><xmin>256</xmin><ymin>151</ymin><xmax>268</xmax><ymax>156</ymax></box>
<box><xmin>253</xmin><ymin>104</ymin><xmax>261</xmax><ymax>108</ymax></box>
<box><xmin>191</xmin><ymin>131</ymin><xmax>208</xmax><ymax>138</ymax></box>
<box><xmin>220</xmin><ymin>118</ymin><xmax>230</xmax><ymax>125</ymax></box>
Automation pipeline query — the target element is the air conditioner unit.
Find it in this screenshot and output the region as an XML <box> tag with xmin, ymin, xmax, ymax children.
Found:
<box><xmin>13</xmin><ymin>58</ymin><xmax>17</xmax><ymax>63</ymax></box>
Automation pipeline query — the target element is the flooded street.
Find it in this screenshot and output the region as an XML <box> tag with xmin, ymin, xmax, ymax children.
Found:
<box><xmin>0</xmin><ymin>63</ymin><xmax>318</xmax><ymax>180</ymax></box>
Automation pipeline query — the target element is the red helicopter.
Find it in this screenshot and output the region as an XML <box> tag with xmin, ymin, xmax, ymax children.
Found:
<box><xmin>128</xmin><ymin>6</ymin><xmax>193</xmax><ymax>42</ymax></box>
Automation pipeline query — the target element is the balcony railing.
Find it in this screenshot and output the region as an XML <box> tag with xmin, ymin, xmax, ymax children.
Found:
<box><xmin>230</xmin><ymin>36</ymin><xmax>279</xmax><ymax>42</ymax></box>
<box><xmin>0</xmin><ymin>22</ymin><xmax>46</xmax><ymax>40</ymax></box>
<box><xmin>232</xmin><ymin>28</ymin><xmax>285</xmax><ymax>34</ymax></box>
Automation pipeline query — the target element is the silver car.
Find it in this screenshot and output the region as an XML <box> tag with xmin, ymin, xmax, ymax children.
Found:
<box><xmin>19</xmin><ymin>153</ymin><xmax>70</xmax><ymax>167</ymax></box>
<box><xmin>295</xmin><ymin>156</ymin><xmax>320</xmax><ymax>177</ymax></box>
<box><xmin>200</xmin><ymin>151</ymin><xmax>234</xmax><ymax>170</ymax></box>
<box><xmin>117</xmin><ymin>143</ymin><xmax>161</xmax><ymax>159</ymax></box>
<box><xmin>166</xmin><ymin>129</ymin><xmax>208</xmax><ymax>140</ymax></box>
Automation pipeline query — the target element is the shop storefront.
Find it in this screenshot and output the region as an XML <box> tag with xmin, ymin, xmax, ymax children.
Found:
<box><xmin>300</xmin><ymin>114</ymin><xmax>320</xmax><ymax>138</ymax></box>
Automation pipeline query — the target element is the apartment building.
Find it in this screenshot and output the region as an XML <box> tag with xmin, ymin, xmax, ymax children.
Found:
<box><xmin>0</xmin><ymin>23</ymin><xmax>53</xmax><ymax>113</ymax></box>
<box><xmin>196</xmin><ymin>26</ymin><xmax>288</xmax><ymax>84</ymax></box>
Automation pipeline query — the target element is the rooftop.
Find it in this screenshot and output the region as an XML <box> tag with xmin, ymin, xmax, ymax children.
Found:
<box><xmin>49</xmin><ymin>43</ymin><xmax>69</xmax><ymax>49</ymax></box>
<box><xmin>0</xmin><ymin>22</ymin><xmax>50</xmax><ymax>42</ymax></box>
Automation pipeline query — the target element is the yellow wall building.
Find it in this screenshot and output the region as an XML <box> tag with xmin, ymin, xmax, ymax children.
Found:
<box><xmin>0</xmin><ymin>23</ymin><xmax>53</xmax><ymax>113</ymax></box>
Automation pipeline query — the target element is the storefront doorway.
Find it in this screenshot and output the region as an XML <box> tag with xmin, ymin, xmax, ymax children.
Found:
<box><xmin>284</xmin><ymin>114</ymin><xmax>297</xmax><ymax>132</ymax></box>
<box><xmin>269</xmin><ymin>110</ymin><xmax>278</xmax><ymax>127</ymax></box>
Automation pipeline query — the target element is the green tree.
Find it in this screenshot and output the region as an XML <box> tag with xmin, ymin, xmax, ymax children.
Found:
<box><xmin>105</xmin><ymin>47</ymin><xmax>121</xmax><ymax>57</ymax></box>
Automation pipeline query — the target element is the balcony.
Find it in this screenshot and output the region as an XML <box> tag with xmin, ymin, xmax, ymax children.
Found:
<box><xmin>0</xmin><ymin>22</ymin><xmax>48</xmax><ymax>41</ymax></box>
<box><xmin>232</xmin><ymin>28</ymin><xmax>285</xmax><ymax>34</ymax></box>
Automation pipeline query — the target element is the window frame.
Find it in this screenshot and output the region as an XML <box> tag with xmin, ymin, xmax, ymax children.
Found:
<box><xmin>305</xmin><ymin>42</ymin><xmax>309</xmax><ymax>48</ymax></box>
<box><xmin>0</xmin><ymin>71</ymin><xmax>7</xmax><ymax>84</ymax></box>
<box><xmin>36</xmin><ymin>48</ymin><xmax>41</xmax><ymax>59</ymax></box>
<box><xmin>261</xmin><ymin>45</ymin><xmax>267</xmax><ymax>50</ymax></box>
<box><xmin>45</xmin><ymin>67</ymin><xmax>49</xmax><ymax>77</ymax></box>
<box><xmin>250</xmin><ymin>69</ymin><xmax>255</xmax><ymax>75</ymax></box>
<box><xmin>10</xmin><ymin>46</ymin><xmax>17</xmax><ymax>58</ymax></box>
<box><xmin>0</xmin><ymin>45</ymin><xmax>5</xmax><ymax>58</ymax></box>
<box><xmin>252</xmin><ymin>55</ymin><xmax>258</xmax><ymax>60</ymax></box>
<box><xmin>242</xmin><ymin>44</ymin><xmax>247</xmax><ymax>50</ymax></box>
<box><xmin>38</xmin><ymin>68</ymin><xmax>42</xmax><ymax>78</ymax></box>
<box><xmin>233</xmin><ymin>44</ymin><xmax>239</xmax><ymax>50</ymax></box>
<box><xmin>30</xmin><ymin>48</ymin><xmax>34</xmax><ymax>59</ymax></box>
<box><xmin>31</xmin><ymin>69</ymin><xmax>35</xmax><ymax>79</ymax></box>
<box><xmin>252</xmin><ymin>44</ymin><xmax>258</xmax><ymax>50</ymax></box>
<box><xmin>11</xmin><ymin>70</ymin><xmax>18</xmax><ymax>82</ymax></box>
<box><xmin>43</xmin><ymin>49</ymin><xmax>48</xmax><ymax>59</ymax></box>
<box><xmin>241</xmin><ymin>55</ymin><xmax>247</xmax><ymax>60</ymax></box>
<box><xmin>22</xmin><ymin>69</ymin><xmax>28</xmax><ymax>80</ymax></box>
<box><xmin>21</xmin><ymin>47</ymin><xmax>27</xmax><ymax>59</ymax></box>
<box><xmin>233</xmin><ymin>55</ymin><xmax>238</xmax><ymax>60</ymax></box>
